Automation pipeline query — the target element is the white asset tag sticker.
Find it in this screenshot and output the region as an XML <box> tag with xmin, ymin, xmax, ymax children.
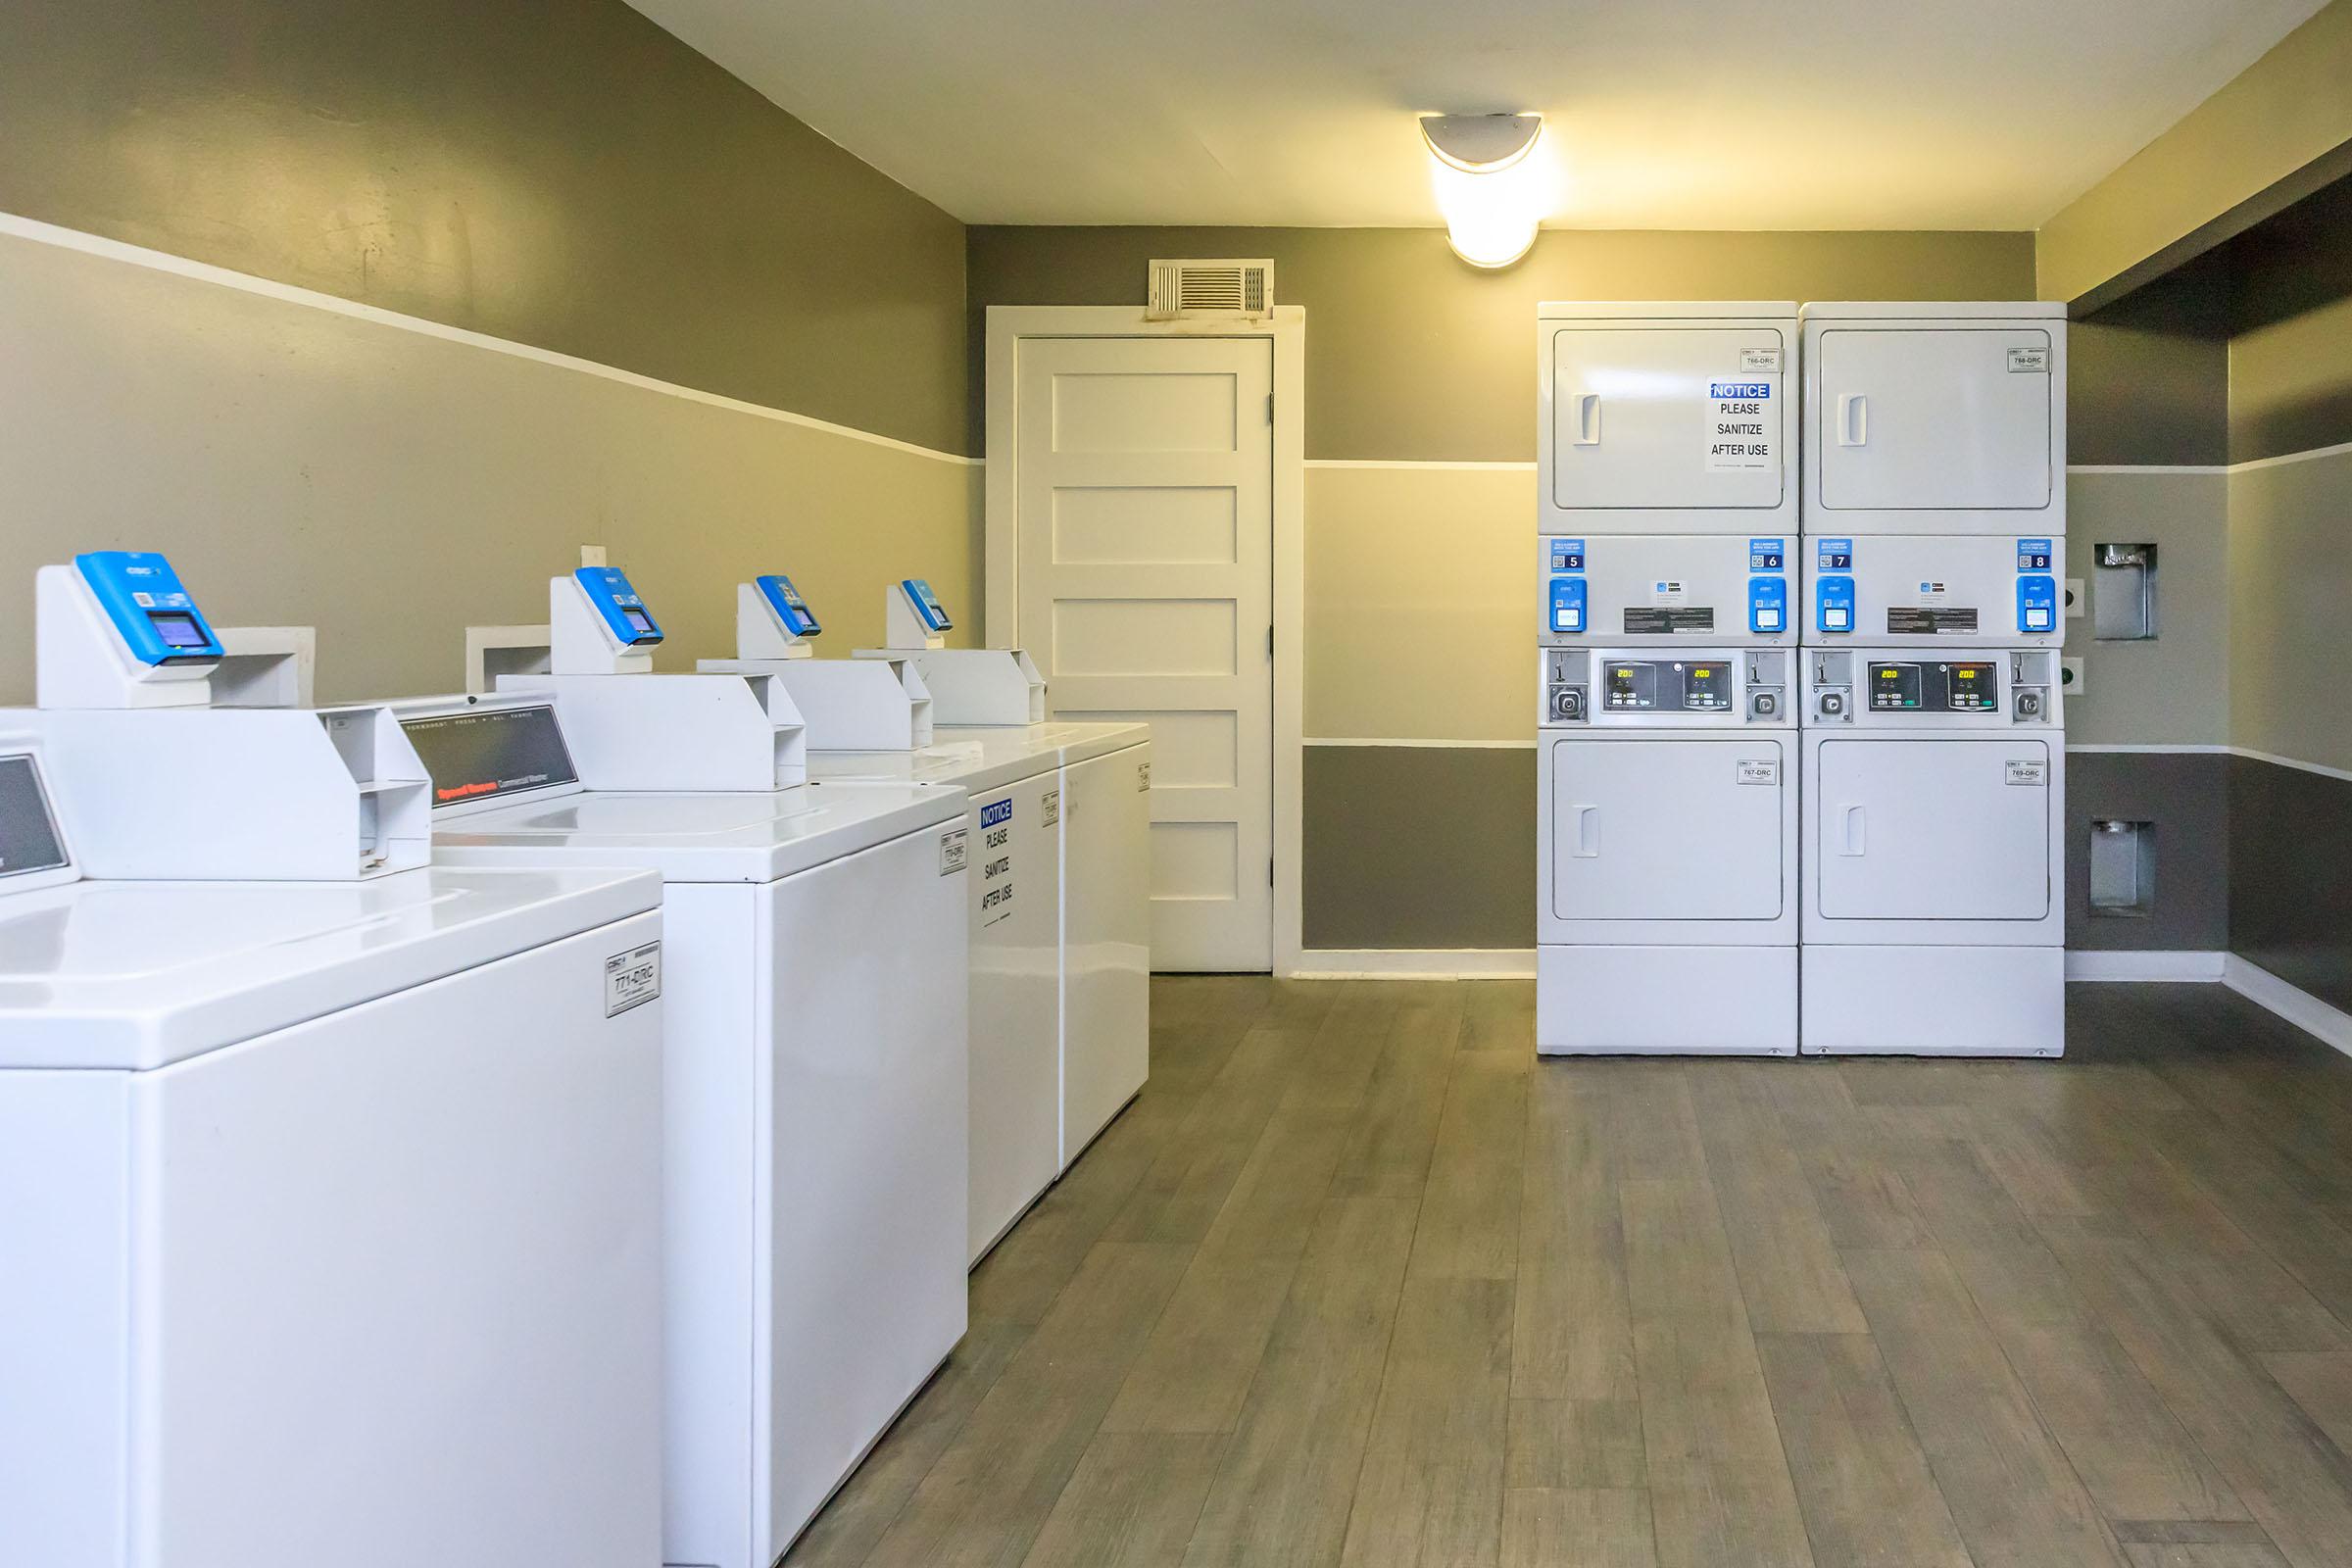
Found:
<box><xmin>939</xmin><ymin>827</ymin><xmax>968</xmax><ymax>874</ymax></box>
<box><xmin>2007</xmin><ymin>346</ymin><xmax>2050</xmax><ymax>373</ymax></box>
<box><xmin>2006</xmin><ymin>760</ymin><xmax>2048</xmax><ymax>786</ymax></box>
<box><xmin>605</xmin><ymin>941</ymin><xmax>662</xmax><ymax>1017</ymax></box>
<box><xmin>1041</xmin><ymin>788</ymin><xmax>1060</xmax><ymax>826</ymax></box>
<box><xmin>1737</xmin><ymin>759</ymin><xmax>1781</xmax><ymax>785</ymax></box>
<box><xmin>1650</xmin><ymin>579</ymin><xmax>1689</xmax><ymax>606</ymax></box>
<box><xmin>1740</xmin><ymin>347</ymin><xmax>1783</xmax><ymax>373</ymax></box>
<box><xmin>1137</xmin><ymin>760</ymin><xmax>1152</xmax><ymax>792</ymax></box>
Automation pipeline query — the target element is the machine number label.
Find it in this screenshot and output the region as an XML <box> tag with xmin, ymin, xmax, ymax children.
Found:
<box><xmin>1041</xmin><ymin>788</ymin><xmax>1060</xmax><ymax>826</ymax></box>
<box><xmin>1705</xmin><ymin>380</ymin><xmax>1776</xmax><ymax>471</ymax></box>
<box><xmin>2005</xmin><ymin>760</ymin><xmax>2048</xmax><ymax>786</ymax></box>
<box><xmin>939</xmin><ymin>827</ymin><xmax>968</xmax><ymax>874</ymax></box>
<box><xmin>604</xmin><ymin>941</ymin><xmax>662</xmax><ymax>1017</ymax></box>
<box><xmin>1736</xmin><ymin>760</ymin><xmax>1780</xmax><ymax>786</ymax></box>
<box><xmin>1740</xmin><ymin>347</ymin><xmax>1783</xmax><ymax>372</ymax></box>
<box><xmin>2007</xmin><ymin>346</ymin><xmax>2050</xmax><ymax>373</ymax></box>
<box><xmin>1137</xmin><ymin>760</ymin><xmax>1152</xmax><ymax>792</ymax></box>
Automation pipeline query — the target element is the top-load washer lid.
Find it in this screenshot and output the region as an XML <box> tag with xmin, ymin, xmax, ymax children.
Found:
<box><xmin>810</xmin><ymin>727</ymin><xmax>1064</xmax><ymax>793</ymax></box>
<box><xmin>0</xmin><ymin>865</ymin><xmax>662</xmax><ymax>1071</ymax></box>
<box><xmin>1031</xmin><ymin>720</ymin><xmax>1151</xmax><ymax>765</ymax></box>
<box><xmin>430</xmin><ymin>781</ymin><xmax>968</xmax><ymax>884</ymax></box>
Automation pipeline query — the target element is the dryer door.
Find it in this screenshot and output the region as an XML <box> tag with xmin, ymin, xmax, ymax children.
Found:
<box><xmin>1817</xmin><ymin>738</ymin><xmax>2050</xmax><ymax>919</ymax></box>
<box><xmin>1816</xmin><ymin>327</ymin><xmax>2054</xmax><ymax>513</ymax></box>
<box><xmin>1547</xmin><ymin>738</ymin><xmax>1785</xmax><ymax>921</ymax></box>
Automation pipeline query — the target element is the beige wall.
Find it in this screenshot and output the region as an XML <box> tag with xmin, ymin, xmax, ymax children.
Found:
<box><xmin>2036</xmin><ymin>0</ymin><xmax>2352</xmax><ymax>308</ymax></box>
<box><xmin>2229</xmin><ymin>448</ymin><xmax>2352</xmax><ymax>772</ymax></box>
<box><xmin>0</xmin><ymin>231</ymin><xmax>975</xmax><ymax>706</ymax></box>
<box><xmin>968</xmin><ymin>227</ymin><xmax>2034</xmax><ymax>461</ymax></box>
<box><xmin>2061</xmin><ymin>472</ymin><xmax>2230</xmax><ymax>747</ymax></box>
<box><xmin>0</xmin><ymin>0</ymin><xmax>970</xmax><ymax>456</ymax></box>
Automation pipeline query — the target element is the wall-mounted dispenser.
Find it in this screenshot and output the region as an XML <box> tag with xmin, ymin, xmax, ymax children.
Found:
<box><xmin>2093</xmin><ymin>543</ymin><xmax>2157</xmax><ymax>641</ymax></box>
<box><xmin>2088</xmin><ymin>818</ymin><xmax>2156</xmax><ymax>916</ymax></box>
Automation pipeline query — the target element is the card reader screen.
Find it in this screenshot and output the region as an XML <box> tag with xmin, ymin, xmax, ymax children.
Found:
<box><xmin>150</xmin><ymin>612</ymin><xmax>211</xmax><ymax>650</ymax></box>
<box><xmin>1946</xmin><ymin>662</ymin><xmax>1997</xmax><ymax>710</ymax></box>
<box><xmin>619</xmin><ymin>607</ymin><xmax>656</xmax><ymax>637</ymax></box>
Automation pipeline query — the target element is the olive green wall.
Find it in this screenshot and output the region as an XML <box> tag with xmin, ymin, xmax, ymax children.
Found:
<box><xmin>0</xmin><ymin>0</ymin><xmax>968</xmax><ymax>456</ymax></box>
<box><xmin>2036</xmin><ymin>0</ymin><xmax>2352</xmax><ymax>310</ymax></box>
<box><xmin>969</xmin><ymin>227</ymin><xmax>2033</xmax><ymax>461</ymax></box>
<box><xmin>970</xmin><ymin>225</ymin><xmax>2034</xmax><ymax>951</ymax></box>
<box><xmin>0</xmin><ymin>0</ymin><xmax>978</xmax><ymax>704</ymax></box>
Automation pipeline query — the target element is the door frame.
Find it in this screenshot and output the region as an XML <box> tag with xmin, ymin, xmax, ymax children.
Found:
<box><xmin>985</xmin><ymin>304</ymin><xmax>1305</xmax><ymax>975</ymax></box>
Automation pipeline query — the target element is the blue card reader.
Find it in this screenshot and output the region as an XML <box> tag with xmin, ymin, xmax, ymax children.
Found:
<box><xmin>901</xmin><ymin>578</ymin><xmax>953</xmax><ymax>634</ymax></box>
<box><xmin>573</xmin><ymin>566</ymin><xmax>663</xmax><ymax>647</ymax></box>
<box><xmin>74</xmin><ymin>551</ymin><xmax>223</xmax><ymax>665</ymax></box>
<box><xmin>755</xmin><ymin>574</ymin><xmax>821</xmax><ymax>639</ymax></box>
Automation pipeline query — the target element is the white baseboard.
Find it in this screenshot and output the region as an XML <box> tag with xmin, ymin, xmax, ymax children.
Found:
<box><xmin>2064</xmin><ymin>950</ymin><xmax>2227</xmax><ymax>982</ymax></box>
<box><xmin>2223</xmin><ymin>956</ymin><xmax>2352</xmax><ymax>1058</ymax></box>
<box><xmin>1290</xmin><ymin>949</ymin><xmax>1536</xmax><ymax>979</ymax></box>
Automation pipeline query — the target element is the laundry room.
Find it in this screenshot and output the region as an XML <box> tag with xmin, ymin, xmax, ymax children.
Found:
<box><xmin>2</xmin><ymin>2</ymin><xmax>2350</xmax><ymax>1566</ymax></box>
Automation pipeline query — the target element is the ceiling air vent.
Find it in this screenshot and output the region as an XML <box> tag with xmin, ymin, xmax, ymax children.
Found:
<box><xmin>1147</xmin><ymin>259</ymin><xmax>1274</xmax><ymax>321</ymax></box>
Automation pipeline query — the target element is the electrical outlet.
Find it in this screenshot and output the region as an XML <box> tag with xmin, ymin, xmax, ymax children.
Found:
<box><xmin>2060</xmin><ymin>656</ymin><xmax>2086</xmax><ymax>697</ymax></box>
<box><xmin>2065</xmin><ymin>577</ymin><xmax>2085</xmax><ymax>618</ymax></box>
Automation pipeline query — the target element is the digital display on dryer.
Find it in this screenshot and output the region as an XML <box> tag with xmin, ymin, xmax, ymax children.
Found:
<box><xmin>1945</xmin><ymin>663</ymin><xmax>1998</xmax><ymax>710</ymax></box>
<box><xmin>1871</xmin><ymin>664</ymin><xmax>1924</xmax><ymax>710</ymax></box>
<box><xmin>1682</xmin><ymin>663</ymin><xmax>1730</xmax><ymax>710</ymax></box>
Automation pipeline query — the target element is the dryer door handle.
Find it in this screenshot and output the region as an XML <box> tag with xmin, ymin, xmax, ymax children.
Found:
<box><xmin>1838</xmin><ymin>804</ymin><xmax>1867</xmax><ymax>856</ymax></box>
<box><xmin>1837</xmin><ymin>392</ymin><xmax>1869</xmax><ymax>447</ymax></box>
<box><xmin>1571</xmin><ymin>806</ymin><xmax>1600</xmax><ymax>858</ymax></box>
<box><xmin>1573</xmin><ymin>393</ymin><xmax>1601</xmax><ymax>446</ymax></box>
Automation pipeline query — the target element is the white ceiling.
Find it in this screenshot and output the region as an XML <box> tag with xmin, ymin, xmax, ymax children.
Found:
<box><xmin>629</xmin><ymin>0</ymin><xmax>2328</xmax><ymax>230</ymax></box>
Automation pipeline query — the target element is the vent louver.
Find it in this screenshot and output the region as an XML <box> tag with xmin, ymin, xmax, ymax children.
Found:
<box><xmin>1147</xmin><ymin>259</ymin><xmax>1274</xmax><ymax>320</ymax></box>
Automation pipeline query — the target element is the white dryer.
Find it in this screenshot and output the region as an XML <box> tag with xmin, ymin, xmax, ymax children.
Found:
<box><xmin>1539</xmin><ymin>649</ymin><xmax>1797</xmax><ymax>1054</ymax></box>
<box><xmin>1799</xmin><ymin>649</ymin><xmax>2066</xmax><ymax>1055</ymax></box>
<box><xmin>0</xmin><ymin>731</ymin><xmax>666</xmax><ymax>1568</ymax></box>
<box><xmin>412</xmin><ymin>721</ymin><xmax>971</xmax><ymax>1568</ymax></box>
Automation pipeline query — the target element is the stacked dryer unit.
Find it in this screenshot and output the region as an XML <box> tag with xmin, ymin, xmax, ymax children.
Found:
<box><xmin>1796</xmin><ymin>303</ymin><xmax>2067</xmax><ymax>1056</ymax></box>
<box><xmin>1536</xmin><ymin>303</ymin><xmax>1801</xmax><ymax>1054</ymax></box>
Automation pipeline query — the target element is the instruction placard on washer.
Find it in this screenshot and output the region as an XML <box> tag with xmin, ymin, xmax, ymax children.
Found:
<box><xmin>939</xmin><ymin>827</ymin><xmax>968</xmax><ymax>874</ymax></box>
<box><xmin>1706</xmin><ymin>379</ymin><xmax>1776</xmax><ymax>471</ymax></box>
<box><xmin>604</xmin><ymin>941</ymin><xmax>662</xmax><ymax>1017</ymax></box>
<box><xmin>1137</xmin><ymin>760</ymin><xmax>1152</xmax><ymax>792</ymax></box>
<box><xmin>978</xmin><ymin>799</ymin><xmax>1015</xmax><ymax>926</ymax></box>
<box><xmin>1041</xmin><ymin>788</ymin><xmax>1060</xmax><ymax>826</ymax></box>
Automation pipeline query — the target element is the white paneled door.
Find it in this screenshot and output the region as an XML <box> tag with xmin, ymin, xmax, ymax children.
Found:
<box><xmin>1015</xmin><ymin>336</ymin><xmax>1274</xmax><ymax>971</ymax></box>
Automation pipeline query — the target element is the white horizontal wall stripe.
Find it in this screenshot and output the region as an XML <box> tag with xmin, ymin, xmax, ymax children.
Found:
<box><xmin>2068</xmin><ymin>442</ymin><xmax>2352</xmax><ymax>477</ymax></box>
<box><xmin>2231</xmin><ymin>747</ymin><xmax>2352</xmax><ymax>785</ymax></box>
<box><xmin>2066</xmin><ymin>743</ymin><xmax>2231</xmax><ymax>754</ymax></box>
<box><xmin>0</xmin><ymin>210</ymin><xmax>978</xmax><ymax>467</ymax></box>
<box><xmin>1293</xmin><ymin>949</ymin><xmax>1537</xmax><ymax>979</ymax></box>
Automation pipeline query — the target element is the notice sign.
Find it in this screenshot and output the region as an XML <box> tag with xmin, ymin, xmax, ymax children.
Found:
<box><xmin>1706</xmin><ymin>380</ymin><xmax>1776</xmax><ymax>471</ymax></box>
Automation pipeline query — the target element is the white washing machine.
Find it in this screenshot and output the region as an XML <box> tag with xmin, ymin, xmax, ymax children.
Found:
<box><xmin>1799</xmin><ymin>649</ymin><xmax>2066</xmax><ymax>1054</ymax></box>
<box><xmin>811</xmin><ymin>730</ymin><xmax>1066</xmax><ymax>1263</ymax></box>
<box><xmin>1538</xmin><ymin>649</ymin><xmax>1797</xmax><ymax>1053</ymax></box>
<box><xmin>4</xmin><ymin>552</ymin><xmax>667</xmax><ymax>1568</ymax></box>
<box><xmin>1034</xmin><ymin>721</ymin><xmax>1152</xmax><ymax>1168</ymax></box>
<box><xmin>407</xmin><ymin>695</ymin><xmax>970</xmax><ymax>1568</ymax></box>
<box><xmin>1537</xmin><ymin>303</ymin><xmax>1799</xmax><ymax>1054</ymax></box>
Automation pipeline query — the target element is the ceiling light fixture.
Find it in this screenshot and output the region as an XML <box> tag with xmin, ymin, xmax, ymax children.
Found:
<box><xmin>1419</xmin><ymin>113</ymin><xmax>1547</xmax><ymax>270</ymax></box>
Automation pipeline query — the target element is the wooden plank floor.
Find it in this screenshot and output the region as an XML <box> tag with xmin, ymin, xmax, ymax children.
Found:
<box><xmin>785</xmin><ymin>979</ymin><xmax>2352</xmax><ymax>1568</ymax></box>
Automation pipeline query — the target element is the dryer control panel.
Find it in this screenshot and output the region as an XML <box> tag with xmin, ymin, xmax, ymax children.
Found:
<box><xmin>1804</xmin><ymin>648</ymin><xmax>2059</xmax><ymax>728</ymax></box>
<box><xmin>1544</xmin><ymin>648</ymin><xmax>1790</xmax><ymax>727</ymax></box>
<box><xmin>1542</xmin><ymin>535</ymin><xmax>1793</xmax><ymax>647</ymax></box>
<box><xmin>1803</xmin><ymin>535</ymin><xmax>2065</xmax><ymax>645</ymax></box>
